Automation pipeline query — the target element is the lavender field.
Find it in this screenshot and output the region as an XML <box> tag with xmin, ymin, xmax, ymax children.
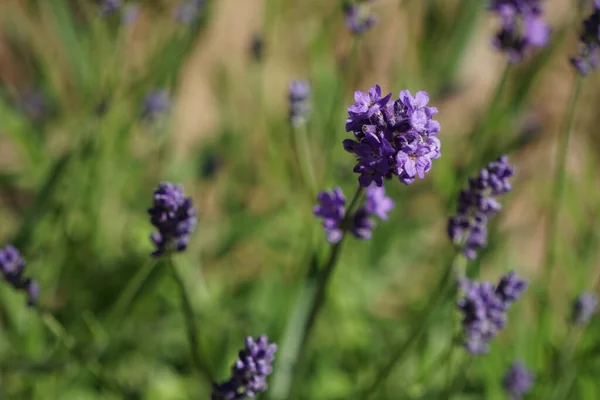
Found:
<box><xmin>0</xmin><ymin>0</ymin><xmax>599</xmax><ymax>399</ymax></box>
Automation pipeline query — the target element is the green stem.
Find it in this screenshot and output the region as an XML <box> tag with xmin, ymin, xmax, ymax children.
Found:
<box><xmin>270</xmin><ymin>186</ymin><xmax>364</xmax><ymax>400</ymax></box>
<box><xmin>358</xmin><ymin>251</ymin><xmax>466</xmax><ymax>399</ymax></box>
<box><xmin>544</xmin><ymin>76</ymin><xmax>583</xmax><ymax>277</ymax></box>
<box><xmin>549</xmin><ymin>326</ymin><xmax>581</xmax><ymax>400</ymax></box>
<box><xmin>168</xmin><ymin>256</ymin><xmax>213</xmax><ymax>384</ymax></box>
<box><xmin>291</xmin><ymin>123</ymin><xmax>317</xmax><ymax>197</ymax></box>
<box><xmin>108</xmin><ymin>258</ymin><xmax>158</xmax><ymax>324</ymax></box>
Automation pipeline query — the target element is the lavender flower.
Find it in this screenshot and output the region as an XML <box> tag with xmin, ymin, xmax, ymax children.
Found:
<box><xmin>148</xmin><ymin>182</ymin><xmax>197</xmax><ymax>257</ymax></box>
<box><xmin>141</xmin><ymin>89</ymin><xmax>170</xmax><ymax>122</ymax></box>
<box><xmin>343</xmin><ymin>85</ymin><xmax>441</xmax><ymax>187</ymax></box>
<box><xmin>458</xmin><ymin>271</ymin><xmax>527</xmax><ymax>354</ymax></box>
<box><xmin>313</xmin><ymin>185</ymin><xmax>394</xmax><ymax>243</ymax></box>
<box><xmin>288</xmin><ymin>80</ymin><xmax>311</xmax><ymax>127</ymax></box>
<box><xmin>503</xmin><ymin>362</ymin><xmax>534</xmax><ymax>399</ymax></box>
<box><xmin>173</xmin><ymin>0</ymin><xmax>205</xmax><ymax>24</ymax></box>
<box><xmin>0</xmin><ymin>245</ymin><xmax>39</xmax><ymax>307</ymax></box>
<box><xmin>490</xmin><ymin>0</ymin><xmax>550</xmax><ymax>62</ymax></box>
<box><xmin>571</xmin><ymin>1</ymin><xmax>600</xmax><ymax>75</ymax></box>
<box><xmin>344</xmin><ymin>1</ymin><xmax>377</xmax><ymax>35</ymax></box>
<box><xmin>212</xmin><ymin>335</ymin><xmax>277</xmax><ymax>400</ymax></box>
<box><xmin>571</xmin><ymin>292</ymin><xmax>597</xmax><ymax>325</ymax></box>
<box><xmin>99</xmin><ymin>0</ymin><xmax>122</xmax><ymax>16</ymax></box>
<box><xmin>448</xmin><ymin>155</ymin><xmax>515</xmax><ymax>260</ymax></box>
<box><xmin>17</xmin><ymin>90</ymin><xmax>45</xmax><ymax>121</ymax></box>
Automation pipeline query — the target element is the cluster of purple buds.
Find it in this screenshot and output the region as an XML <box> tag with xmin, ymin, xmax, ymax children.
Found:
<box><xmin>489</xmin><ymin>0</ymin><xmax>550</xmax><ymax>62</ymax></box>
<box><xmin>0</xmin><ymin>245</ymin><xmax>39</xmax><ymax>307</ymax></box>
<box><xmin>212</xmin><ymin>335</ymin><xmax>277</xmax><ymax>400</ymax></box>
<box><xmin>288</xmin><ymin>80</ymin><xmax>311</xmax><ymax>127</ymax></box>
<box><xmin>141</xmin><ymin>89</ymin><xmax>171</xmax><ymax>122</ymax></box>
<box><xmin>148</xmin><ymin>182</ymin><xmax>197</xmax><ymax>257</ymax></box>
<box><xmin>457</xmin><ymin>271</ymin><xmax>527</xmax><ymax>354</ymax></box>
<box><xmin>313</xmin><ymin>184</ymin><xmax>394</xmax><ymax>244</ymax></box>
<box><xmin>571</xmin><ymin>1</ymin><xmax>600</xmax><ymax>75</ymax></box>
<box><xmin>571</xmin><ymin>291</ymin><xmax>597</xmax><ymax>325</ymax></box>
<box><xmin>173</xmin><ymin>0</ymin><xmax>206</xmax><ymax>24</ymax></box>
<box><xmin>344</xmin><ymin>1</ymin><xmax>377</xmax><ymax>35</ymax></box>
<box><xmin>343</xmin><ymin>85</ymin><xmax>441</xmax><ymax>187</ymax></box>
<box><xmin>448</xmin><ymin>155</ymin><xmax>515</xmax><ymax>260</ymax></box>
<box><xmin>503</xmin><ymin>361</ymin><xmax>534</xmax><ymax>399</ymax></box>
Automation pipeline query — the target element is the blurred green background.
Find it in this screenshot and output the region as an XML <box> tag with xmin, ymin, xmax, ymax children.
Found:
<box><xmin>1</xmin><ymin>0</ymin><xmax>600</xmax><ymax>399</ymax></box>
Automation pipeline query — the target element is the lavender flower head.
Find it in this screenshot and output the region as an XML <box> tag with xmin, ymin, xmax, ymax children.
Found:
<box><xmin>147</xmin><ymin>182</ymin><xmax>197</xmax><ymax>257</ymax></box>
<box><xmin>288</xmin><ymin>80</ymin><xmax>311</xmax><ymax>127</ymax></box>
<box><xmin>490</xmin><ymin>0</ymin><xmax>550</xmax><ymax>62</ymax></box>
<box><xmin>173</xmin><ymin>0</ymin><xmax>205</xmax><ymax>24</ymax></box>
<box><xmin>458</xmin><ymin>271</ymin><xmax>527</xmax><ymax>354</ymax></box>
<box><xmin>503</xmin><ymin>362</ymin><xmax>534</xmax><ymax>400</ymax></box>
<box><xmin>0</xmin><ymin>245</ymin><xmax>39</xmax><ymax>307</ymax></box>
<box><xmin>571</xmin><ymin>291</ymin><xmax>597</xmax><ymax>325</ymax></box>
<box><xmin>571</xmin><ymin>1</ymin><xmax>600</xmax><ymax>75</ymax></box>
<box><xmin>212</xmin><ymin>335</ymin><xmax>277</xmax><ymax>400</ymax></box>
<box><xmin>448</xmin><ymin>155</ymin><xmax>515</xmax><ymax>260</ymax></box>
<box><xmin>344</xmin><ymin>1</ymin><xmax>378</xmax><ymax>35</ymax></box>
<box><xmin>99</xmin><ymin>0</ymin><xmax>122</xmax><ymax>16</ymax></box>
<box><xmin>344</xmin><ymin>85</ymin><xmax>441</xmax><ymax>187</ymax></box>
<box><xmin>313</xmin><ymin>184</ymin><xmax>395</xmax><ymax>243</ymax></box>
<box><xmin>141</xmin><ymin>89</ymin><xmax>171</xmax><ymax>122</ymax></box>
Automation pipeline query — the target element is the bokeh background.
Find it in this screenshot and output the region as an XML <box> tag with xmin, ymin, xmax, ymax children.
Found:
<box><xmin>1</xmin><ymin>0</ymin><xmax>600</xmax><ymax>398</ymax></box>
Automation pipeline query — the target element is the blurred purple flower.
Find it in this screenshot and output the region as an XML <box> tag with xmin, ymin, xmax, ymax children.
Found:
<box><xmin>314</xmin><ymin>184</ymin><xmax>394</xmax><ymax>243</ymax></box>
<box><xmin>448</xmin><ymin>155</ymin><xmax>515</xmax><ymax>260</ymax></box>
<box><xmin>212</xmin><ymin>335</ymin><xmax>277</xmax><ymax>400</ymax></box>
<box><xmin>17</xmin><ymin>90</ymin><xmax>45</xmax><ymax>121</ymax></box>
<box><xmin>148</xmin><ymin>182</ymin><xmax>197</xmax><ymax>257</ymax></box>
<box><xmin>571</xmin><ymin>291</ymin><xmax>597</xmax><ymax>325</ymax></box>
<box><xmin>121</xmin><ymin>3</ymin><xmax>140</xmax><ymax>25</ymax></box>
<box><xmin>344</xmin><ymin>85</ymin><xmax>441</xmax><ymax>187</ymax></box>
<box><xmin>458</xmin><ymin>271</ymin><xmax>527</xmax><ymax>354</ymax></box>
<box><xmin>571</xmin><ymin>1</ymin><xmax>600</xmax><ymax>75</ymax></box>
<box><xmin>173</xmin><ymin>0</ymin><xmax>205</xmax><ymax>24</ymax></box>
<box><xmin>344</xmin><ymin>2</ymin><xmax>377</xmax><ymax>35</ymax></box>
<box><xmin>490</xmin><ymin>0</ymin><xmax>550</xmax><ymax>62</ymax></box>
<box><xmin>141</xmin><ymin>89</ymin><xmax>171</xmax><ymax>122</ymax></box>
<box><xmin>0</xmin><ymin>245</ymin><xmax>39</xmax><ymax>307</ymax></box>
<box><xmin>99</xmin><ymin>0</ymin><xmax>122</xmax><ymax>16</ymax></box>
<box><xmin>288</xmin><ymin>79</ymin><xmax>311</xmax><ymax>127</ymax></box>
<box><xmin>503</xmin><ymin>362</ymin><xmax>534</xmax><ymax>399</ymax></box>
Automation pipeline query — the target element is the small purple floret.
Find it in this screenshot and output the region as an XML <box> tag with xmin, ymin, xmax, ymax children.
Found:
<box><xmin>99</xmin><ymin>0</ymin><xmax>122</xmax><ymax>16</ymax></box>
<box><xmin>288</xmin><ymin>79</ymin><xmax>311</xmax><ymax>127</ymax></box>
<box><xmin>148</xmin><ymin>182</ymin><xmax>197</xmax><ymax>257</ymax></box>
<box><xmin>212</xmin><ymin>335</ymin><xmax>277</xmax><ymax>400</ymax></box>
<box><xmin>503</xmin><ymin>361</ymin><xmax>534</xmax><ymax>399</ymax></box>
<box><xmin>571</xmin><ymin>292</ymin><xmax>597</xmax><ymax>325</ymax></box>
<box><xmin>571</xmin><ymin>1</ymin><xmax>600</xmax><ymax>75</ymax></box>
<box><xmin>142</xmin><ymin>89</ymin><xmax>171</xmax><ymax>122</ymax></box>
<box><xmin>0</xmin><ymin>245</ymin><xmax>39</xmax><ymax>307</ymax></box>
<box><xmin>344</xmin><ymin>2</ymin><xmax>378</xmax><ymax>35</ymax></box>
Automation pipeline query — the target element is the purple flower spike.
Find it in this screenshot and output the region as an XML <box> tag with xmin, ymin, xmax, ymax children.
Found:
<box><xmin>148</xmin><ymin>182</ymin><xmax>197</xmax><ymax>257</ymax></box>
<box><xmin>0</xmin><ymin>245</ymin><xmax>39</xmax><ymax>307</ymax></box>
<box><xmin>99</xmin><ymin>0</ymin><xmax>122</xmax><ymax>16</ymax></box>
<box><xmin>490</xmin><ymin>0</ymin><xmax>550</xmax><ymax>62</ymax></box>
<box><xmin>344</xmin><ymin>2</ymin><xmax>378</xmax><ymax>35</ymax></box>
<box><xmin>212</xmin><ymin>335</ymin><xmax>277</xmax><ymax>400</ymax></box>
<box><xmin>458</xmin><ymin>272</ymin><xmax>527</xmax><ymax>354</ymax></box>
<box><xmin>344</xmin><ymin>85</ymin><xmax>441</xmax><ymax>188</ymax></box>
<box><xmin>503</xmin><ymin>362</ymin><xmax>534</xmax><ymax>399</ymax></box>
<box><xmin>288</xmin><ymin>79</ymin><xmax>311</xmax><ymax>127</ymax></box>
<box><xmin>448</xmin><ymin>155</ymin><xmax>515</xmax><ymax>259</ymax></box>
<box><xmin>571</xmin><ymin>2</ymin><xmax>600</xmax><ymax>75</ymax></box>
<box><xmin>314</xmin><ymin>185</ymin><xmax>394</xmax><ymax>243</ymax></box>
<box><xmin>571</xmin><ymin>292</ymin><xmax>597</xmax><ymax>325</ymax></box>
<box><xmin>174</xmin><ymin>0</ymin><xmax>206</xmax><ymax>24</ymax></box>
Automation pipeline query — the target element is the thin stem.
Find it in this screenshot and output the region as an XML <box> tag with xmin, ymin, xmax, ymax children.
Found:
<box><xmin>108</xmin><ymin>258</ymin><xmax>158</xmax><ymax>324</ymax></box>
<box><xmin>544</xmin><ymin>76</ymin><xmax>583</xmax><ymax>277</ymax></box>
<box><xmin>291</xmin><ymin>123</ymin><xmax>317</xmax><ymax>197</ymax></box>
<box><xmin>168</xmin><ymin>256</ymin><xmax>213</xmax><ymax>384</ymax></box>
<box><xmin>269</xmin><ymin>186</ymin><xmax>364</xmax><ymax>400</ymax></box>
<box><xmin>549</xmin><ymin>326</ymin><xmax>581</xmax><ymax>400</ymax></box>
<box><xmin>358</xmin><ymin>251</ymin><xmax>466</xmax><ymax>399</ymax></box>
